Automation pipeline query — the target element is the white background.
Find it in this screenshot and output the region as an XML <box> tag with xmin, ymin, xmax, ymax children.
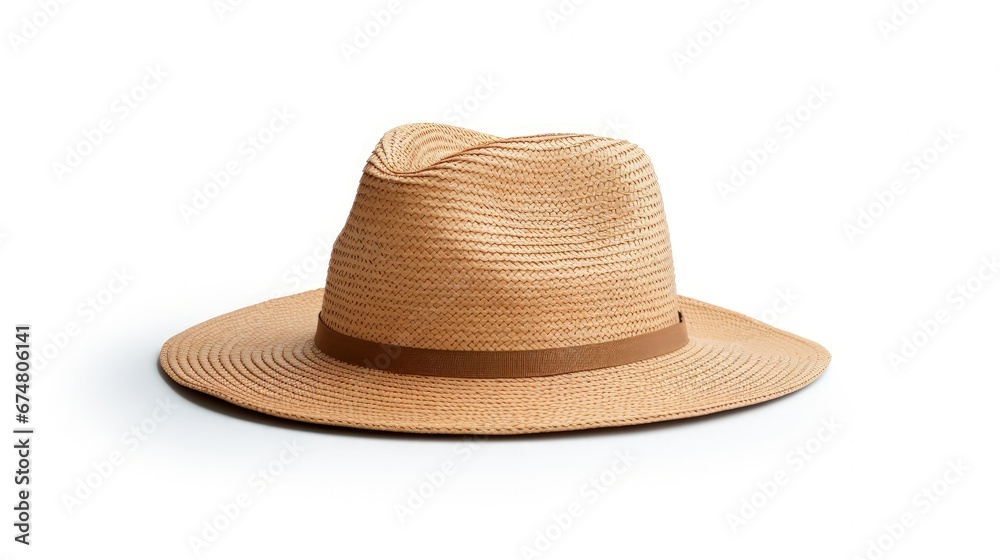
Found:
<box><xmin>2</xmin><ymin>0</ymin><xmax>999</xmax><ymax>558</ymax></box>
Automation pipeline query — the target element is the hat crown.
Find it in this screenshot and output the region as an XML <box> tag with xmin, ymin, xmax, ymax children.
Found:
<box><xmin>320</xmin><ymin>124</ymin><xmax>679</xmax><ymax>351</ymax></box>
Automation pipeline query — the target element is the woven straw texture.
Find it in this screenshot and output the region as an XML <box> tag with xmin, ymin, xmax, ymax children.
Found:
<box><xmin>160</xmin><ymin>123</ymin><xmax>831</xmax><ymax>435</ymax></box>
<box><xmin>321</xmin><ymin>124</ymin><xmax>678</xmax><ymax>351</ymax></box>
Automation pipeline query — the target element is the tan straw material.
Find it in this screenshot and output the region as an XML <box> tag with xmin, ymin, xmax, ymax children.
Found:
<box><xmin>160</xmin><ymin>123</ymin><xmax>831</xmax><ymax>435</ymax></box>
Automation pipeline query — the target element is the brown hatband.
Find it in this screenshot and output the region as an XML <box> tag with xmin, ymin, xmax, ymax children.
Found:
<box><xmin>313</xmin><ymin>313</ymin><xmax>689</xmax><ymax>379</ymax></box>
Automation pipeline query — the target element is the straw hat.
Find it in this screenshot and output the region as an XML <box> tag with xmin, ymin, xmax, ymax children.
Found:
<box><xmin>160</xmin><ymin>123</ymin><xmax>830</xmax><ymax>435</ymax></box>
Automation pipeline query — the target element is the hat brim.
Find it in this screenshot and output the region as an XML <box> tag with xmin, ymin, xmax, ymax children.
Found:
<box><xmin>159</xmin><ymin>289</ymin><xmax>830</xmax><ymax>435</ymax></box>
